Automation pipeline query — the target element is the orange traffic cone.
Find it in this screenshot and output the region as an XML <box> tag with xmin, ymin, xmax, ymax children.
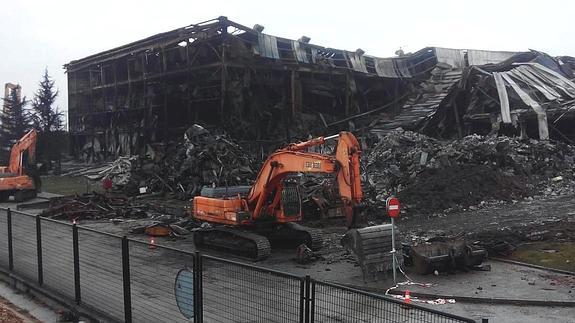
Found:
<box><xmin>149</xmin><ymin>237</ymin><xmax>157</xmax><ymax>250</ymax></box>
<box><xmin>404</xmin><ymin>290</ymin><xmax>411</xmax><ymax>305</ymax></box>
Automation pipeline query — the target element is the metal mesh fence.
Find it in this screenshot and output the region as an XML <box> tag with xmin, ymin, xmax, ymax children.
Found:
<box><xmin>202</xmin><ymin>256</ymin><xmax>303</xmax><ymax>323</ymax></box>
<box><xmin>78</xmin><ymin>228</ymin><xmax>124</xmax><ymax>321</ymax></box>
<box><xmin>312</xmin><ymin>281</ymin><xmax>474</xmax><ymax>323</ymax></box>
<box><xmin>0</xmin><ymin>207</ymin><xmax>477</xmax><ymax>323</ymax></box>
<box><xmin>11</xmin><ymin>211</ymin><xmax>37</xmax><ymax>282</ymax></box>
<box><xmin>40</xmin><ymin>218</ymin><xmax>75</xmax><ymax>300</ymax></box>
<box><xmin>129</xmin><ymin>240</ymin><xmax>196</xmax><ymax>323</ymax></box>
<box><xmin>0</xmin><ymin>210</ymin><xmax>8</xmax><ymax>268</ymax></box>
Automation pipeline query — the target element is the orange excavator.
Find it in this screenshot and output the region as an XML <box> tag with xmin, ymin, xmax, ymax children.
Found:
<box><xmin>0</xmin><ymin>129</ymin><xmax>40</xmax><ymax>202</ymax></box>
<box><xmin>192</xmin><ymin>132</ymin><xmax>363</xmax><ymax>259</ymax></box>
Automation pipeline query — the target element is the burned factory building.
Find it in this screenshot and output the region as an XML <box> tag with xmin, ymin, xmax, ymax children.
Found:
<box><xmin>66</xmin><ymin>17</ymin><xmax>575</xmax><ymax>161</ymax></box>
<box><xmin>65</xmin><ymin>17</ymin><xmax>420</xmax><ymax>160</ymax></box>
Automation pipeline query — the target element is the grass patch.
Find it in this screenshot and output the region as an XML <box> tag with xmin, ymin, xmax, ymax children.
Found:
<box><xmin>41</xmin><ymin>175</ymin><xmax>103</xmax><ymax>196</ymax></box>
<box><xmin>510</xmin><ymin>242</ymin><xmax>575</xmax><ymax>272</ymax></box>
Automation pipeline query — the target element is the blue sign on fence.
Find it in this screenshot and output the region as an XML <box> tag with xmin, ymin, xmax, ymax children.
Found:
<box><xmin>175</xmin><ymin>268</ymin><xmax>194</xmax><ymax>319</ymax></box>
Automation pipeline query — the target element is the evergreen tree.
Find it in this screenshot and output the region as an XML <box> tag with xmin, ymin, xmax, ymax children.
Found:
<box><xmin>31</xmin><ymin>69</ymin><xmax>63</xmax><ymax>132</ymax></box>
<box><xmin>1</xmin><ymin>88</ymin><xmax>30</xmax><ymax>150</ymax></box>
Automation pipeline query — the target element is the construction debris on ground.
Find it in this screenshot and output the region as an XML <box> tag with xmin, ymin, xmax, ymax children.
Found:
<box><xmin>364</xmin><ymin>129</ymin><xmax>575</xmax><ymax>215</ymax></box>
<box><xmin>62</xmin><ymin>125</ymin><xmax>257</xmax><ymax>200</ymax></box>
<box><xmin>46</xmin><ymin>22</ymin><xmax>575</xmax><ymax>277</ymax></box>
<box><xmin>125</xmin><ymin>124</ymin><xmax>256</xmax><ymax>199</ymax></box>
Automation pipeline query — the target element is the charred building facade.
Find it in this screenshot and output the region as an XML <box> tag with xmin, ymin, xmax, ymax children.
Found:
<box><xmin>65</xmin><ymin>17</ymin><xmax>439</xmax><ymax>160</ymax></box>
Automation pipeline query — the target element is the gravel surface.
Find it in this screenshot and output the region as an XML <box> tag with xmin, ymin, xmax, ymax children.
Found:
<box><xmin>0</xmin><ymin>297</ymin><xmax>27</xmax><ymax>323</ymax></box>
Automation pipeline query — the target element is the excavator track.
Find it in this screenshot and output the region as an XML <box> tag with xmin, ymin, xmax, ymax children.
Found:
<box><xmin>193</xmin><ymin>227</ymin><xmax>272</xmax><ymax>261</ymax></box>
<box><xmin>268</xmin><ymin>222</ymin><xmax>324</xmax><ymax>251</ymax></box>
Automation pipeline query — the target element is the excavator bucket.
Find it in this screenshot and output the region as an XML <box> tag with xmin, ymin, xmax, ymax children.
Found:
<box><xmin>341</xmin><ymin>224</ymin><xmax>403</xmax><ymax>281</ymax></box>
<box><xmin>409</xmin><ymin>240</ymin><xmax>488</xmax><ymax>274</ymax></box>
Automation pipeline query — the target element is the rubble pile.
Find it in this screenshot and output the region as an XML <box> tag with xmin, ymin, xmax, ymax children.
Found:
<box><xmin>364</xmin><ymin>129</ymin><xmax>575</xmax><ymax>214</ymax></box>
<box><xmin>471</xmin><ymin>216</ymin><xmax>575</xmax><ymax>256</ymax></box>
<box><xmin>123</xmin><ymin>125</ymin><xmax>257</xmax><ymax>199</ymax></box>
<box><xmin>41</xmin><ymin>193</ymin><xmax>149</xmax><ymax>221</ymax></box>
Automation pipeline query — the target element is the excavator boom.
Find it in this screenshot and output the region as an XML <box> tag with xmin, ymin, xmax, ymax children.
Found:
<box><xmin>8</xmin><ymin>129</ymin><xmax>37</xmax><ymax>175</ymax></box>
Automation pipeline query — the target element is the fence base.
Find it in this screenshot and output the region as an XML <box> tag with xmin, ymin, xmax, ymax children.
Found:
<box><xmin>0</xmin><ymin>267</ymin><xmax>113</xmax><ymax>323</ymax></box>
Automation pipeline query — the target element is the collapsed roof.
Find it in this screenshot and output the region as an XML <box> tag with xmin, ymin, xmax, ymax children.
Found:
<box><xmin>368</xmin><ymin>49</ymin><xmax>575</xmax><ymax>142</ymax></box>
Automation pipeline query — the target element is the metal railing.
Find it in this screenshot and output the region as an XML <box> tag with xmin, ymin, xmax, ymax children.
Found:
<box><xmin>0</xmin><ymin>207</ymin><xmax>477</xmax><ymax>323</ymax></box>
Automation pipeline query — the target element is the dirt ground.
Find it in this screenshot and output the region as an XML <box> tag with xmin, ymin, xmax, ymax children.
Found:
<box><xmin>398</xmin><ymin>193</ymin><xmax>575</xmax><ymax>271</ymax></box>
<box><xmin>35</xmin><ymin>174</ymin><xmax>575</xmax><ymax>322</ymax></box>
<box><xmin>40</xmin><ymin>174</ymin><xmax>575</xmax><ymax>272</ymax></box>
<box><xmin>0</xmin><ymin>296</ymin><xmax>41</xmax><ymax>323</ymax></box>
<box><xmin>41</xmin><ymin>174</ymin><xmax>103</xmax><ymax>196</ymax></box>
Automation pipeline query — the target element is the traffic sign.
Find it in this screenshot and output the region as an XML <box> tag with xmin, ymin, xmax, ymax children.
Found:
<box><xmin>386</xmin><ymin>197</ymin><xmax>400</xmax><ymax>218</ymax></box>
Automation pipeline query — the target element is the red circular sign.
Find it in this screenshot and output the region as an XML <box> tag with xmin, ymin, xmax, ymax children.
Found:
<box><xmin>386</xmin><ymin>197</ymin><xmax>400</xmax><ymax>218</ymax></box>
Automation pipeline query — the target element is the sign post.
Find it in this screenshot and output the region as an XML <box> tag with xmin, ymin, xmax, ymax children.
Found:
<box><xmin>386</xmin><ymin>197</ymin><xmax>400</xmax><ymax>284</ymax></box>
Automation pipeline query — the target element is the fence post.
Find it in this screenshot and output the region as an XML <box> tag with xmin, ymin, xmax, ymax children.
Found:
<box><xmin>194</xmin><ymin>252</ymin><xmax>203</xmax><ymax>323</ymax></box>
<box><xmin>7</xmin><ymin>209</ymin><xmax>13</xmax><ymax>271</ymax></box>
<box><xmin>299</xmin><ymin>278</ymin><xmax>305</xmax><ymax>323</ymax></box>
<box><xmin>194</xmin><ymin>252</ymin><xmax>199</xmax><ymax>322</ymax></box>
<box><xmin>72</xmin><ymin>224</ymin><xmax>81</xmax><ymax>304</ymax></box>
<box><xmin>310</xmin><ymin>280</ymin><xmax>315</xmax><ymax>323</ymax></box>
<box><xmin>304</xmin><ymin>275</ymin><xmax>311</xmax><ymax>323</ymax></box>
<box><xmin>121</xmin><ymin>236</ymin><xmax>132</xmax><ymax>323</ymax></box>
<box><xmin>36</xmin><ymin>215</ymin><xmax>43</xmax><ymax>285</ymax></box>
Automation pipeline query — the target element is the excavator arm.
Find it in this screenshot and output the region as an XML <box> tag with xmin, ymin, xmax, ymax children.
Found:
<box><xmin>247</xmin><ymin>131</ymin><xmax>362</xmax><ymax>226</ymax></box>
<box><xmin>7</xmin><ymin>129</ymin><xmax>37</xmax><ymax>175</ymax></box>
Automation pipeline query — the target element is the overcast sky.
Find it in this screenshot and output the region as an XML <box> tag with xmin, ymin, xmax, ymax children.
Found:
<box><xmin>2</xmin><ymin>0</ymin><xmax>574</xmax><ymax>124</ymax></box>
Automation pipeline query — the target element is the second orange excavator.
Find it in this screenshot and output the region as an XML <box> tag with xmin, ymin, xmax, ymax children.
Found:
<box><xmin>192</xmin><ymin>131</ymin><xmax>363</xmax><ymax>259</ymax></box>
<box><xmin>0</xmin><ymin>129</ymin><xmax>41</xmax><ymax>202</ymax></box>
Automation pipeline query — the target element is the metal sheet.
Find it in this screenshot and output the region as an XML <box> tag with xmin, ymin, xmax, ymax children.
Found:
<box><xmin>348</xmin><ymin>52</ymin><xmax>368</xmax><ymax>73</ymax></box>
<box><xmin>493</xmin><ymin>72</ymin><xmax>512</xmax><ymax>123</ymax></box>
<box><xmin>529</xmin><ymin>63</ymin><xmax>575</xmax><ymax>97</ymax></box>
<box><xmin>515</xmin><ymin>63</ymin><xmax>575</xmax><ymax>99</ymax></box>
<box><xmin>311</xmin><ymin>48</ymin><xmax>318</xmax><ymax>64</ymax></box>
<box><xmin>257</xmin><ymin>33</ymin><xmax>280</xmax><ymax>59</ymax></box>
<box><xmin>373</xmin><ymin>57</ymin><xmax>398</xmax><ymax>78</ymax></box>
<box><xmin>511</xmin><ymin>66</ymin><xmax>560</xmax><ymax>100</ymax></box>
<box><xmin>468</xmin><ymin>50</ymin><xmax>516</xmax><ymax>66</ymax></box>
<box><xmin>395</xmin><ymin>59</ymin><xmax>412</xmax><ymax>78</ymax></box>
<box><xmin>501</xmin><ymin>72</ymin><xmax>549</xmax><ymax>140</ymax></box>
<box><xmin>435</xmin><ymin>47</ymin><xmax>465</xmax><ymax>68</ymax></box>
<box><xmin>292</xmin><ymin>41</ymin><xmax>309</xmax><ymax>63</ymax></box>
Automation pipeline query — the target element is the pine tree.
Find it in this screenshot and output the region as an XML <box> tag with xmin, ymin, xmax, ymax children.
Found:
<box><xmin>1</xmin><ymin>88</ymin><xmax>30</xmax><ymax>150</ymax></box>
<box><xmin>31</xmin><ymin>69</ymin><xmax>63</xmax><ymax>132</ymax></box>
